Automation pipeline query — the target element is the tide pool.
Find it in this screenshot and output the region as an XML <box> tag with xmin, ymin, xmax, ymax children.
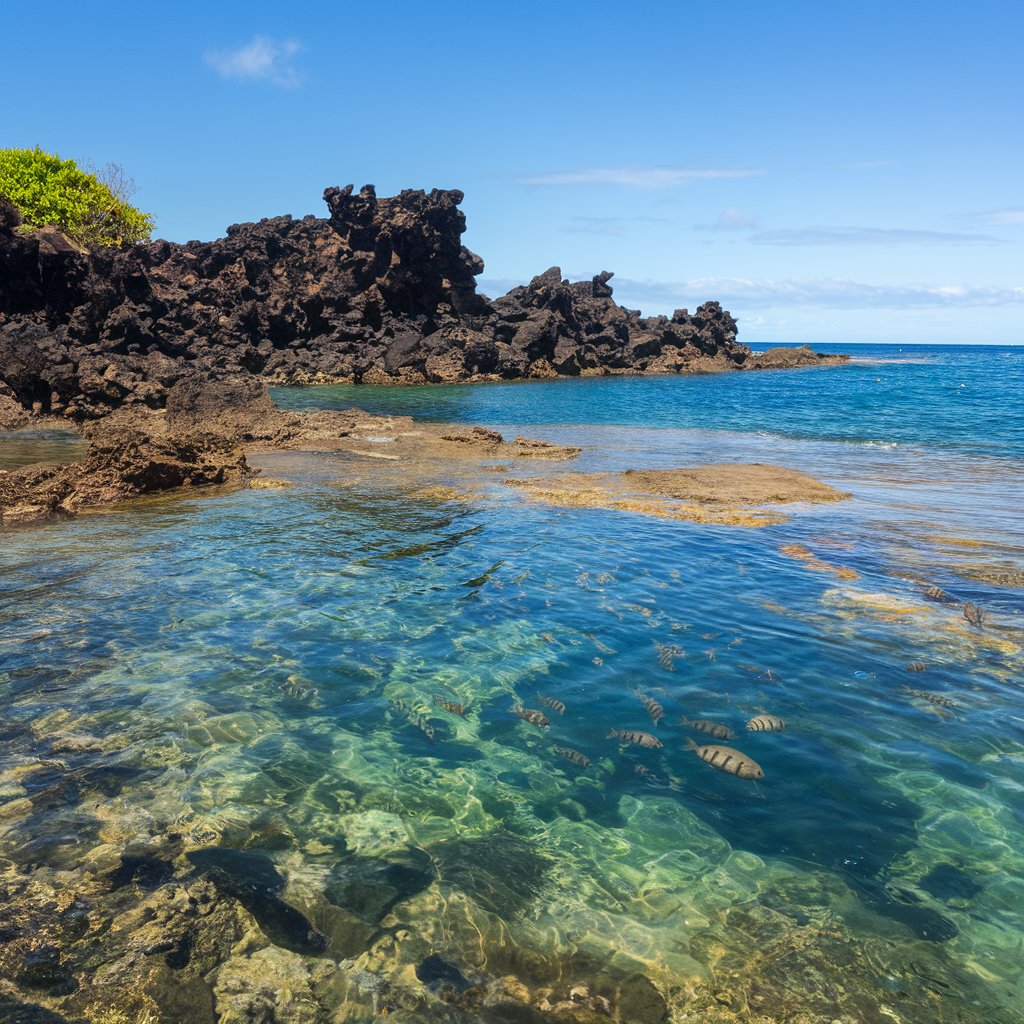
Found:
<box><xmin>1</xmin><ymin>348</ymin><xmax>1023</xmax><ymax>1023</ymax></box>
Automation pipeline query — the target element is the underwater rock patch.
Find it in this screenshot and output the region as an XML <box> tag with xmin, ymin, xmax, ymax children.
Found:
<box><xmin>918</xmin><ymin>862</ymin><xmax>983</xmax><ymax>902</ymax></box>
<box><xmin>325</xmin><ymin>845</ymin><xmax>434</xmax><ymax>925</ymax></box>
<box><xmin>416</xmin><ymin>953</ymin><xmax>474</xmax><ymax>993</ymax></box>
<box><xmin>430</xmin><ymin>831</ymin><xmax>554</xmax><ymax>920</ymax></box>
<box><xmin>186</xmin><ymin>848</ymin><xmax>327</xmax><ymax>955</ymax></box>
<box><xmin>0</xmin><ymin>991</ymin><xmax>82</xmax><ymax>1024</ymax></box>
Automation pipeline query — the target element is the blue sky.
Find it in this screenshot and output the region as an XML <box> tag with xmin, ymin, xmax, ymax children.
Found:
<box><xmin>4</xmin><ymin>0</ymin><xmax>1023</xmax><ymax>343</ymax></box>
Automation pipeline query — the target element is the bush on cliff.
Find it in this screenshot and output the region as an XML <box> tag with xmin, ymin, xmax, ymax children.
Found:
<box><xmin>0</xmin><ymin>147</ymin><xmax>153</xmax><ymax>247</ymax></box>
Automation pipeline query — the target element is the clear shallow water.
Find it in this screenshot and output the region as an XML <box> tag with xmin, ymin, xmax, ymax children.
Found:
<box><xmin>273</xmin><ymin>344</ymin><xmax>1024</xmax><ymax>459</ymax></box>
<box><xmin>2</xmin><ymin>346</ymin><xmax>1024</xmax><ymax>1023</ymax></box>
<box><xmin>0</xmin><ymin>428</ymin><xmax>85</xmax><ymax>470</ymax></box>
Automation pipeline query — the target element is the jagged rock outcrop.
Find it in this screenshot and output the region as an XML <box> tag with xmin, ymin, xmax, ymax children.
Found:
<box><xmin>0</xmin><ymin>422</ymin><xmax>251</xmax><ymax>527</ymax></box>
<box><xmin>0</xmin><ymin>185</ymin><xmax>844</xmax><ymax>422</ymax></box>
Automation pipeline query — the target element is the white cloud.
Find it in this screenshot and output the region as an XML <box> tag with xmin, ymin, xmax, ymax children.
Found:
<box><xmin>751</xmin><ymin>226</ymin><xmax>997</xmax><ymax>246</ymax></box>
<box><xmin>518</xmin><ymin>167</ymin><xmax>762</xmax><ymax>189</ymax></box>
<box><xmin>561</xmin><ymin>215</ymin><xmax>669</xmax><ymax>236</ymax></box>
<box><xmin>979</xmin><ymin>207</ymin><xmax>1024</xmax><ymax>226</ymax></box>
<box><xmin>611</xmin><ymin>276</ymin><xmax>1024</xmax><ymax>310</ymax></box>
<box><xmin>204</xmin><ymin>36</ymin><xmax>303</xmax><ymax>88</ymax></box>
<box><xmin>695</xmin><ymin>207</ymin><xmax>758</xmax><ymax>230</ymax></box>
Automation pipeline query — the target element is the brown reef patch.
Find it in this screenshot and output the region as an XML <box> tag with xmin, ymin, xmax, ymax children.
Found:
<box><xmin>503</xmin><ymin>464</ymin><xmax>848</xmax><ymax>529</ymax></box>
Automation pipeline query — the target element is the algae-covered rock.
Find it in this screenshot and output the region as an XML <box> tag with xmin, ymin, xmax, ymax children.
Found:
<box><xmin>213</xmin><ymin>947</ymin><xmax>333</xmax><ymax>1024</ymax></box>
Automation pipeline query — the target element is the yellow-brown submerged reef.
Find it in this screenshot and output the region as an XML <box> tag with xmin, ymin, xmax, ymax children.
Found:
<box><xmin>503</xmin><ymin>464</ymin><xmax>850</xmax><ymax>528</ymax></box>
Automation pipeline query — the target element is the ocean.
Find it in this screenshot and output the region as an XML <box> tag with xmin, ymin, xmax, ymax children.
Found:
<box><xmin>2</xmin><ymin>344</ymin><xmax>1022</xmax><ymax>1022</ymax></box>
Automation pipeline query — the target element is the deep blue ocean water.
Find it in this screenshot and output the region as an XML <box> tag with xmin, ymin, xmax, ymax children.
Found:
<box><xmin>2</xmin><ymin>345</ymin><xmax>1023</xmax><ymax>1022</ymax></box>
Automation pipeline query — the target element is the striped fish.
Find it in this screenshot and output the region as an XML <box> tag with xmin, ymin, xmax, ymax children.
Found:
<box><xmin>553</xmin><ymin>746</ymin><xmax>590</xmax><ymax>768</ymax></box>
<box><xmin>433</xmin><ymin>697</ymin><xmax>466</xmax><ymax>716</ymax></box>
<box><xmin>606</xmin><ymin>728</ymin><xmax>663</xmax><ymax>750</ymax></box>
<box><xmin>906</xmin><ymin>662</ymin><xmax>926</xmax><ymax>673</ymax></box>
<box><xmin>687</xmin><ymin>738</ymin><xmax>764</xmax><ymax>780</ymax></box>
<box><xmin>392</xmin><ymin>699</ymin><xmax>436</xmax><ymax>742</ymax></box>
<box><xmin>655</xmin><ymin>642</ymin><xmax>684</xmax><ymax>671</ymax></box>
<box><xmin>901</xmin><ymin>686</ymin><xmax>959</xmax><ymax>710</ymax></box>
<box><xmin>538</xmin><ymin>694</ymin><xmax>566</xmax><ymax>715</ymax></box>
<box><xmin>512</xmin><ymin>706</ymin><xmax>550</xmax><ymax>730</ymax></box>
<box><xmin>746</xmin><ymin>714</ymin><xmax>787</xmax><ymax>733</ymax></box>
<box><xmin>634</xmin><ymin>690</ymin><xmax>665</xmax><ymax>726</ymax></box>
<box><xmin>681</xmin><ymin>717</ymin><xmax>735</xmax><ymax>740</ymax></box>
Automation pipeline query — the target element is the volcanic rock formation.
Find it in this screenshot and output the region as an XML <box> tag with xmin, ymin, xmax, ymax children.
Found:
<box><xmin>0</xmin><ymin>184</ymin><xmax>844</xmax><ymax>422</ymax></box>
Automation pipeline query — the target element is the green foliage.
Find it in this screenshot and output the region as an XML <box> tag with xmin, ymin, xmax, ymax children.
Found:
<box><xmin>0</xmin><ymin>146</ymin><xmax>153</xmax><ymax>247</ymax></box>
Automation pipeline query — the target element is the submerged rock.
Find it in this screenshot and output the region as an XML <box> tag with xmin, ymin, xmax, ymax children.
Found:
<box><xmin>187</xmin><ymin>848</ymin><xmax>328</xmax><ymax>956</ymax></box>
<box><xmin>415</xmin><ymin>954</ymin><xmax>473</xmax><ymax>993</ymax></box>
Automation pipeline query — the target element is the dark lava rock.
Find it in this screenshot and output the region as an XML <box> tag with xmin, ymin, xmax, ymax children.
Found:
<box><xmin>858</xmin><ymin>881</ymin><xmax>960</xmax><ymax>942</ymax></box>
<box><xmin>919</xmin><ymin>862</ymin><xmax>983</xmax><ymax>902</ymax></box>
<box><xmin>0</xmin><ymin>992</ymin><xmax>82</xmax><ymax>1024</ymax></box>
<box><xmin>415</xmin><ymin>953</ymin><xmax>473</xmax><ymax>993</ymax></box>
<box><xmin>0</xmin><ymin>196</ymin><xmax>24</xmax><ymax>230</ymax></box>
<box><xmin>325</xmin><ymin>846</ymin><xmax>434</xmax><ymax>925</ymax></box>
<box><xmin>186</xmin><ymin>847</ymin><xmax>327</xmax><ymax>955</ymax></box>
<box><xmin>14</xmin><ymin>948</ymin><xmax>77</xmax><ymax>996</ymax></box>
<box><xmin>0</xmin><ymin>183</ymin><xmax>844</xmax><ymax>423</ymax></box>
<box><xmin>106</xmin><ymin>853</ymin><xmax>174</xmax><ymax>891</ymax></box>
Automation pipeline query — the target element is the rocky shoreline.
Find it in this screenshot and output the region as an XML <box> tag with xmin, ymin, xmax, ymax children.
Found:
<box><xmin>1</xmin><ymin>376</ymin><xmax>855</xmax><ymax>531</ymax></box>
<box><xmin>1</xmin><ymin>185</ymin><xmax>845</xmax><ymax>428</ymax></box>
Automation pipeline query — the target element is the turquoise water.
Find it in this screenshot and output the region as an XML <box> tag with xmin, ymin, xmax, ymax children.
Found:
<box><xmin>274</xmin><ymin>344</ymin><xmax>1024</xmax><ymax>459</ymax></box>
<box><xmin>2</xmin><ymin>346</ymin><xmax>1023</xmax><ymax>1023</ymax></box>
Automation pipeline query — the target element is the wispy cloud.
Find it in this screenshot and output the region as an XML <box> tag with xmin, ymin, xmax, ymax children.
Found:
<box><xmin>751</xmin><ymin>227</ymin><xmax>998</xmax><ymax>246</ymax></box>
<box><xmin>695</xmin><ymin>207</ymin><xmax>758</xmax><ymax>231</ymax></box>
<box><xmin>612</xmin><ymin>276</ymin><xmax>1024</xmax><ymax>310</ymax></box>
<box><xmin>204</xmin><ymin>35</ymin><xmax>303</xmax><ymax>88</ymax></box>
<box><xmin>977</xmin><ymin>207</ymin><xmax>1024</xmax><ymax>226</ymax></box>
<box><xmin>518</xmin><ymin>167</ymin><xmax>762</xmax><ymax>189</ymax></box>
<box><xmin>561</xmin><ymin>215</ymin><xmax>669</xmax><ymax>236</ymax></box>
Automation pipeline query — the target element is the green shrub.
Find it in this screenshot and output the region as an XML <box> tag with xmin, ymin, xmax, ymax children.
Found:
<box><xmin>0</xmin><ymin>146</ymin><xmax>153</xmax><ymax>247</ymax></box>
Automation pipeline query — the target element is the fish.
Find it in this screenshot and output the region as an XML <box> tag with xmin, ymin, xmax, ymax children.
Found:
<box><xmin>746</xmin><ymin>714</ymin><xmax>787</xmax><ymax>733</ymax></box>
<box><xmin>738</xmin><ymin>663</ymin><xmax>776</xmax><ymax>681</ymax></box>
<box><xmin>703</xmin><ymin>648</ymin><xmax>718</xmax><ymax>662</ymax></box>
<box><xmin>902</xmin><ymin>687</ymin><xmax>960</xmax><ymax>710</ymax></box>
<box><xmin>585</xmin><ymin>632</ymin><xmax>616</xmax><ymax>655</ymax></box>
<box><xmin>391</xmin><ymin>699</ymin><xmax>436</xmax><ymax>741</ymax></box>
<box><xmin>553</xmin><ymin>746</ymin><xmax>590</xmax><ymax>768</ymax></box>
<box><xmin>686</xmin><ymin>738</ymin><xmax>764</xmax><ymax>780</ymax></box>
<box><xmin>433</xmin><ymin>697</ymin><xmax>466</xmax><ymax>716</ymax></box>
<box><xmin>680</xmin><ymin>717</ymin><xmax>735</xmax><ymax>740</ymax></box>
<box><xmin>920</xmin><ymin>583</ymin><xmax>952</xmax><ymax>603</ymax></box>
<box><xmin>537</xmin><ymin>694</ymin><xmax>566</xmax><ymax>715</ymax></box>
<box><xmin>906</xmin><ymin>662</ymin><xmax>927</xmax><ymax>673</ymax></box>
<box><xmin>606</xmin><ymin>729</ymin><xmax>663</xmax><ymax>750</ymax></box>
<box><xmin>512</xmin><ymin>706</ymin><xmax>550</xmax><ymax>730</ymax></box>
<box><xmin>634</xmin><ymin>690</ymin><xmax>665</xmax><ymax>726</ymax></box>
<box><xmin>655</xmin><ymin>642</ymin><xmax>684</xmax><ymax>671</ymax></box>
<box><xmin>963</xmin><ymin>602</ymin><xmax>985</xmax><ymax>627</ymax></box>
